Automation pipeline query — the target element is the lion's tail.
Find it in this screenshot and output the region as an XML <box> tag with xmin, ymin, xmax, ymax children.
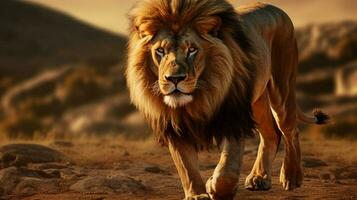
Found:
<box><xmin>297</xmin><ymin>108</ymin><xmax>330</xmax><ymax>125</ymax></box>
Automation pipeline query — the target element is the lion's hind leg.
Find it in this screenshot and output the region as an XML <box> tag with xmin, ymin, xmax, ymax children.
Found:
<box><xmin>268</xmin><ymin>81</ymin><xmax>303</xmax><ymax>190</ymax></box>
<box><xmin>245</xmin><ymin>90</ymin><xmax>281</xmax><ymax>191</ymax></box>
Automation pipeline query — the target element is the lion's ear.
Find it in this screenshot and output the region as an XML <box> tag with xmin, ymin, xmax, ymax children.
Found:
<box><xmin>136</xmin><ymin>20</ymin><xmax>158</xmax><ymax>39</ymax></box>
<box><xmin>196</xmin><ymin>16</ymin><xmax>222</xmax><ymax>36</ymax></box>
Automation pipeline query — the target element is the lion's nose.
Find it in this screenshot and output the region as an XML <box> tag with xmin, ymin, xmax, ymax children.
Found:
<box><xmin>165</xmin><ymin>74</ymin><xmax>187</xmax><ymax>85</ymax></box>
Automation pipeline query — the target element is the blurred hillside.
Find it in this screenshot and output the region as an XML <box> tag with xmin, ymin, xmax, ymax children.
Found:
<box><xmin>0</xmin><ymin>0</ymin><xmax>355</xmax><ymax>139</ymax></box>
<box><xmin>296</xmin><ymin>21</ymin><xmax>357</xmax><ymax>138</ymax></box>
<box><xmin>0</xmin><ymin>0</ymin><xmax>147</xmax><ymax>139</ymax></box>
<box><xmin>0</xmin><ymin>0</ymin><xmax>126</xmax><ymax>86</ymax></box>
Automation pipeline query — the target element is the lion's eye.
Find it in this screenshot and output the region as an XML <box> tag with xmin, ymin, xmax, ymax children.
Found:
<box><xmin>156</xmin><ymin>48</ymin><xmax>165</xmax><ymax>57</ymax></box>
<box><xmin>187</xmin><ymin>47</ymin><xmax>198</xmax><ymax>57</ymax></box>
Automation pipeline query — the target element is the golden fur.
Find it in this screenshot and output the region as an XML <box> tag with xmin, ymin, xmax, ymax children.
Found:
<box><xmin>126</xmin><ymin>0</ymin><xmax>254</xmax><ymax>146</ymax></box>
<box><xmin>126</xmin><ymin>0</ymin><xmax>329</xmax><ymax>199</ymax></box>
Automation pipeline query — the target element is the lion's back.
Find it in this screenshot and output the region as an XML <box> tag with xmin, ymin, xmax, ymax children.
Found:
<box><xmin>237</xmin><ymin>3</ymin><xmax>295</xmax><ymax>44</ymax></box>
<box><xmin>237</xmin><ymin>3</ymin><xmax>298</xmax><ymax>102</ymax></box>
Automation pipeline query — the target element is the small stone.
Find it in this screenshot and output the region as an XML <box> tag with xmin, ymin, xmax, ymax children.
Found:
<box><xmin>143</xmin><ymin>164</ymin><xmax>170</xmax><ymax>175</ymax></box>
<box><xmin>320</xmin><ymin>172</ymin><xmax>335</xmax><ymax>182</ymax></box>
<box><xmin>144</xmin><ymin>166</ymin><xmax>163</xmax><ymax>174</ymax></box>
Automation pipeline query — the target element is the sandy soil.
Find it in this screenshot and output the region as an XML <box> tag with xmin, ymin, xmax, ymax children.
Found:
<box><xmin>1</xmin><ymin>135</ymin><xmax>356</xmax><ymax>200</ymax></box>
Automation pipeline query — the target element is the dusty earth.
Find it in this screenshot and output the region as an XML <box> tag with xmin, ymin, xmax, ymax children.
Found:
<box><xmin>0</xmin><ymin>135</ymin><xmax>356</xmax><ymax>200</ymax></box>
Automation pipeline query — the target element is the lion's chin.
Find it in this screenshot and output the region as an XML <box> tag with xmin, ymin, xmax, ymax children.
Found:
<box><xmin>164</xmin><ymin>94</ymin><xmax>193</xmax><ymax>108</ymax></box>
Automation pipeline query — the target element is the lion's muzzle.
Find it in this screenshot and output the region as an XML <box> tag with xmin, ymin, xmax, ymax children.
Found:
<box><xmin>160</xmin><ymin>73</ymin><xmax>195</xmax><ymax>108</ymax></box>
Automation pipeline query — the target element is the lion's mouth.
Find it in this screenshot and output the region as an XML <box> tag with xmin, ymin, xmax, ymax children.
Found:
<box><xmin>166</xmin><ymin>89</ymin><xmax>192</xmax><ymax>96</ymax></box>
<box><xmin>163</xmin><ymin>90</ymin><xmax>193</xmax><ymax>108</ymax></box>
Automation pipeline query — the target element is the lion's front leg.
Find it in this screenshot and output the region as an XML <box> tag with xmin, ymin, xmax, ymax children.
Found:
<box><xmin>206</xmin><ymin>137</ymin><xmax>245</xmax><ymax>200</ymax></box>
<box><xmin>168</xmin><ymin>139</ymin><xmax>209</xmax><ymax>200</ymax></box>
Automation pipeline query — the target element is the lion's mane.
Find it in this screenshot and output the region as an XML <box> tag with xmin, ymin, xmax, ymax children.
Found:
<box><xmin>126</xmin><ymin>0</ymin><xmax>255</xmax><ymax>147</ymax></box>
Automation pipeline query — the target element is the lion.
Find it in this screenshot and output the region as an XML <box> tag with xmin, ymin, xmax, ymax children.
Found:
<box><xmin>126</xmin><ymin>0</ymin><xmax>329</xmax><ymax>199</ymax></box>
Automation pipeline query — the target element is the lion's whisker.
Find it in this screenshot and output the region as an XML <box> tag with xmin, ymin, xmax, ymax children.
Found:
<box><xmin>150</xmin><ymin>81</ymin><xmax>161</xmax><ymax>96</ymax></box>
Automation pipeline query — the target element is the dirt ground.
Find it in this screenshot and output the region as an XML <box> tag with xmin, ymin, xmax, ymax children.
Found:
<box><xmin>1</xmin><ymin>134</ymin><xmax>357</xmax><ymax>200</ymax></box>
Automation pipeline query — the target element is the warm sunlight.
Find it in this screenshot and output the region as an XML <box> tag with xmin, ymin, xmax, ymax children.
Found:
<box><xmin>1</xmin><ymin>0</ymin><xmax>356</xmax><ymax>199</ymax></box>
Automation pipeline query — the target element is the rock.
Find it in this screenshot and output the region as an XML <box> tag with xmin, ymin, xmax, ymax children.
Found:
<box><xmin>0</xmin><ymin>167</ymin><xmax>20</xmax><ymax>195</ymax></box>
<box><xmin>13</xmin><ymin>177</ymin><xmax>61</xmax><ymax>196</ymax></box>
<box><xmin>57</xmin><ymin>167</ymin><xmax>86</xmax><ymax>181</ymax></box>
<box><xmin>31</xmin><ymin>163</ymin><xmax>69</xmax><ymax>170</ymax></box>
<box><xmin>0</xmin><ymin>167</ymin><xmax>62</xmax><ymax>196</ymax></box>
<box><xmin>302</xmin><ymin>157</ymin><xmax>328</xmax><ymax>168</ymax></box>
<box><xmin>0</xmin><ymin>144</ymin><xmax>72</xmax><ymax>168</ymax></box>
<box><xmin>70</xmin><ymin>176</ymin><xmax>147</xmax><ymax>194</ymax></box>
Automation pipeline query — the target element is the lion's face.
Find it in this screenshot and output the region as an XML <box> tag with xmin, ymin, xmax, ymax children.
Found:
<box><xmin>128</xmin><ymin>0</ymin><xmax>243</xmax><ymax>119</ymax></box>
<box><xmin>150</xmin><ymin>29</ymin><xmax>207</xmax><ymax>108</ymax></box>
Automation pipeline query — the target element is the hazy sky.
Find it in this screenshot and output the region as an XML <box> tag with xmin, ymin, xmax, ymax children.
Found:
<box><xmin>27</xmin><ymin>0</ymin><xmax>357</xmax><ymax>35</ymax></box>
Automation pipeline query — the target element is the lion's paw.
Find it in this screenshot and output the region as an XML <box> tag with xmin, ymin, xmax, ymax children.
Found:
<box><xmin>280</xmin><ymin>164</ymin><xmax>303</xmax><ymax>190</ymax></box>
<box><xmin>244</xmin><ymin>174</ymin><xmax>272</xmax><ymax>191</ymax></box>
<box><xmin>206</xmin><ymin>175</ymin><xmax>237</xmax><ymax>200</ymax></box>
<box><xmin>185</xmin><ymin>194</ymin><xmax>211</xmax><ymax>200</ymax></box>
